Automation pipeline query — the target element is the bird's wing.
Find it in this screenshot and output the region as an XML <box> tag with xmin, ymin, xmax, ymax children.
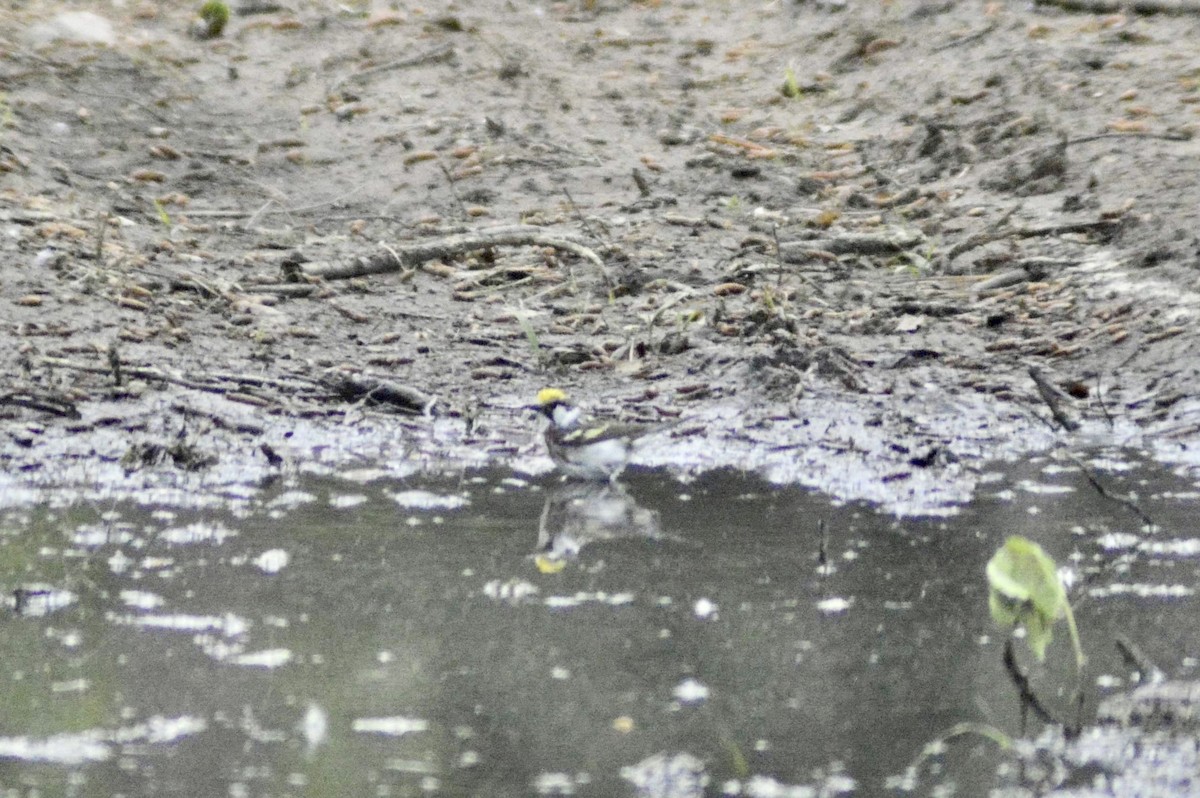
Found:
<box><xmin>555</xmin><ymin>421</ymin><xmax>647</xmax><ymax>447</ymax></box>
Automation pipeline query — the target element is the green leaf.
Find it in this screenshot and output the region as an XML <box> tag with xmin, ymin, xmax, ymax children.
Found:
<box><xmin>986</xmin><ymin>536</ymin><xmax>1067</xmax><ymax>662</ymax></box>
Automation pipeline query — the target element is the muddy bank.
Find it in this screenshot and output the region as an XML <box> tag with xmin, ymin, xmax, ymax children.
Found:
<box><xmin>3</xmin><ymin>0</ymin><xmax>1200</xmax><ymax>511</ymax></box>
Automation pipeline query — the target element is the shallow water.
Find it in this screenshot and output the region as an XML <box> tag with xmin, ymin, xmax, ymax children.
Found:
<box><xmin>1</xmin><ymin>450</ymin><xmax>1198</xmax><ymax>796</ymax></box>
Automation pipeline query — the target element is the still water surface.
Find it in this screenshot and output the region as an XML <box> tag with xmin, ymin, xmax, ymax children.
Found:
<box><xmin>1</xmin><ymin>451</ymin><xmax>1198</xmax><ymax>796</ymax></box>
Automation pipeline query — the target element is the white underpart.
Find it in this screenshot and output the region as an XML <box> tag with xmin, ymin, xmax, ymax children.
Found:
<box><xmin>551</xmin><ymin>404</ymin><xmax>582</xmax><ymax>428</ymax></box>
<box><xmin>563</xmin><ymin>438</ymin><xmax>629</xmax><ymax>478</ymax></box>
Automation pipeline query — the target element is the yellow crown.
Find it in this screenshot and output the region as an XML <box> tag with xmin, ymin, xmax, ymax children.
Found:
<box><xmin>537</xmin><ymin>388</ymin><xmax>568</xmax><ymax>406</ymax></box>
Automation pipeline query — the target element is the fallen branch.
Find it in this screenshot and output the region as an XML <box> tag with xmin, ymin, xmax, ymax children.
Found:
<box><xmin>932</xmin><ymin>21</ymin><xmax>998</xmax><ymax>51</ymax></box>
<box><xmin>1014</xmin><ymin>219</ymin><xmax>1122</xmax><ymax>240</ymax></box>
<box><xmin>321</xmin><ymin>370</ymin><xmax>436</xmax><ymax>415</ymax></box>
<box><xmin>1035</xmin><ymin>0</ymin><xmax>1200</xmax><ymax>14</ymax></box>
<box><xmin>275</xmin><ymin>227</ymin><xmax>609</xmax><ymax>287</ymax></box>
<box><xmin>0</xmin><ymin>391</ymin><xmax>81</xmax><ymax>419</ymax></box>
<box><xmin>1028</xmin><ymin>366</ymin><xmax>1081</xmax><ymax>432</ymax></box>
<box><xmin>171</xmin><ymin>402</ymin><xmax>266</xmax><ymax>435</ymax></box>
<box><xmin>251</xmin><ymin>283</ymin><xmax>323</xmax><ymax>298</ymax></box>
<box><xmin>35</xmin><ymin>356</ymin><xmax>324</xmax><ymax>399</ymax></box>
<box><xmin>779</xmin><ymin>229</ymin><xmax>924</xmax><ymax>261</ymax></box>
<box><xmin>975</xmin><ymin>257</ymin><xmax>1074</xmax><ymax>292</ymax></box>
<box><xmin>327</xmin><ymin>44</ymin><xmax>456</xmax><ymax>95</ymax></box>
<box><xmin>946</xmin><ymin>216</ymin><xmax>1118</xmax><ymax>264</ymax></box>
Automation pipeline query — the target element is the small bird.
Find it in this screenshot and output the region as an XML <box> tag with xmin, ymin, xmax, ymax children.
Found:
<box><xmin>533</xmin><ymin>388</ymin><xmax>648</xmax><ymax>481</ymax></box>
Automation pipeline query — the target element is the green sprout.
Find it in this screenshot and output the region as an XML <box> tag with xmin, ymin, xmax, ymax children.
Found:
<box><xmin>781</xmin><ymin>67</ymin><xmax>802</xmax><ymax>99</ymax></box>
<box><xmin>152</xmin><ymin>198</ymin><xmax>172</xmax><ymax>227</ymax></box>
<box><xmin>986</xmin><ymin>535</ymin><xmax>1083</xmax><ymax>669</ymax></box>
<box><xmin>904</xmin><ymin>535</ymin><xmax>1088</xmax><ymax>790</ymax></box>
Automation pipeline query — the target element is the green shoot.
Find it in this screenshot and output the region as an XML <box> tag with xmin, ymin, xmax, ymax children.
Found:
<box><xmin>986</xmin><ymin>535</ymin><xmax>1084</xmax><ymax>671</ymax></box>
<box><xmin>781</xmin><ymin>67</ymin><xmax>802</xmax><ymax>99</ymax></box>
<box><xmin>152</xmin><ymin>198</ymin><xmax>172</xmax><ymax>227</ymax></box>
<box><xmin>903</xmin><ymin>722</ymin><xmax>1012</xmax><ymax>787</ymax></box>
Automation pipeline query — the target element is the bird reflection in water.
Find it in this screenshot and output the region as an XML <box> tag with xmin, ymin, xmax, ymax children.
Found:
<box><xmin>535</xmin><ymin>480</ymin><xmax>663</xmax><ymax>568</ymax></box>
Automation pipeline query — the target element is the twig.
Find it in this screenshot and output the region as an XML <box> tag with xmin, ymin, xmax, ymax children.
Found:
<box><xmin>945</xmin><ymin>205</ymin><xmax>1020</xmax><ymax>263</ymax></box>
<box><xmin>250</xmin><ymin>283</ymin><xmax>321</xmax><ymax>298</ymax></box>
<box><xmin>93</xmin><ymin>207</ymin><xmax>109</xmax><ymax>264</ymax></box>
<box><xmin>279</xmin><ymin>227</ymin><xmax>610</xmax><ymax>287</ymax></box>
<box><xmin>772</xmin><ymin>223</ymin><xmax>784</xmax><ymax>289</ymax></box>
<box><xmin>1115</xmin><ymin>634</ymin><xmax>1167</xmax><ymax>685</ymax></box>
<box><xmin>1028</xmin><ymin>366</ymin><xmax>1080</xmax><ymax>432</ymax></box>
<box><xmin>245</xmin><ymin>198</ymin><xmax>274</xmax><ymax>230</ymax></box>
<box><xmin>1034</xmin><ymin>0</ymin><xmax>1200</xmax><ymax>14</ymax></box>
<box><xmin>107</xmin><ymin>345</ymin><xmax>122</xmax><ymax>386</ymax></box>
<box><xmin>631</xmin><ymin>167</ymin><xmax>651</xmax><ymax>197</ymax></box>
<box><xmin>947</xmin><ymin>215</ymin><xmax>1117</xmax><ymax>267</ymax></box>
<box><xmin>1006</xmin><ymin>133</ymin><xmax>1190</xmax><ymax>172</ymax></box>
<box><xmin>1060</xmin><ymin>131</ymin><xmax>1192</xmax><ymax>146</ymax></box>
<box><xmin>779</xmin><ymin>229</ymin><xmax>924</xmax><ymax>260</ymax></box>
<box><xmin>327</xmin><ymin>300</ymin><xmax>370</xmax><ymax>323</ymax></box>
<box><xmin>1003</xmin><ymin>639</ymin><xmax>1063</xmax><ymax>730</ymax></box>
<box><xmin>37</xmin><ymin>356</ymin><xmax>214</xmax><ymax>392</ymax></box>
<box><xmin>1010</xmin><ymin>396</ymin><xmax>1075</xmax><ymax>442</ymax></box>
<box><xmin>562</xmin><ymin>187</ymin><xmax>608</xmax><ymax>246</ymax></box>
<box><xmin>171</xmin><ymin>402</ymin><xmax>265</xmax><ymax>435</ymax></box>
<box><xmin>438</xmin><ymin>160</ymin><xmax>469</xmax><ymax>220</ymax></box>
<box><xmin>36</xmin><ymin>356</ymin><xmax>325</xmax><ymax>398</ymax></box>
<box><xmin>1013</xmin><ymin>219</ymin><xmax>1121</xmax><ymax>240</ymax></box>
<box><xmin>1069</xmin><ymin>455</ymin><xmax>1155</xmax><ymax>527</ymax></box>
<box><xmin>1094</xmin><ymin>372</ymin><xmax>1114</xmax><ymax>428</ymax></box>
<box><xmin>0</xmin><ymin>392</ymin><xmax>81</xmax><ymax>419</ymax></box>
<box><xmin>327</xmin><ymin>44</ymin><xmax>455</xmax><ymax>95</ymax></box>
<box><xmin>933</xmin><ymin>21</ymin><xmax>998</xmax><ymax>51</ymax></box>
<box><xmin>972</xmin><ymin>268</ymin><xmax>1031</xmax><ymax>294</ymax></box>
<box><xmin>126</xmin><ymin>267</ymin><xmax>230</xmax><ymax>300</ymax></box>
<box><xmin>260</xmin><ymin>442</ymin><xmax>284</xmax><ymax>467</ymax></box>
<box><xmin>70</xmin><ymin>87</ymin><xmax>174</xmax><ymax>125</ymax></box>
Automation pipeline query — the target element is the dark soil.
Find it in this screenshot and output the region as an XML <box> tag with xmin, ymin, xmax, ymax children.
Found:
<box><xmin>3</xmin><ymin>0</ymin><xmax>1200</xmax><ymax>512</ymax></box>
